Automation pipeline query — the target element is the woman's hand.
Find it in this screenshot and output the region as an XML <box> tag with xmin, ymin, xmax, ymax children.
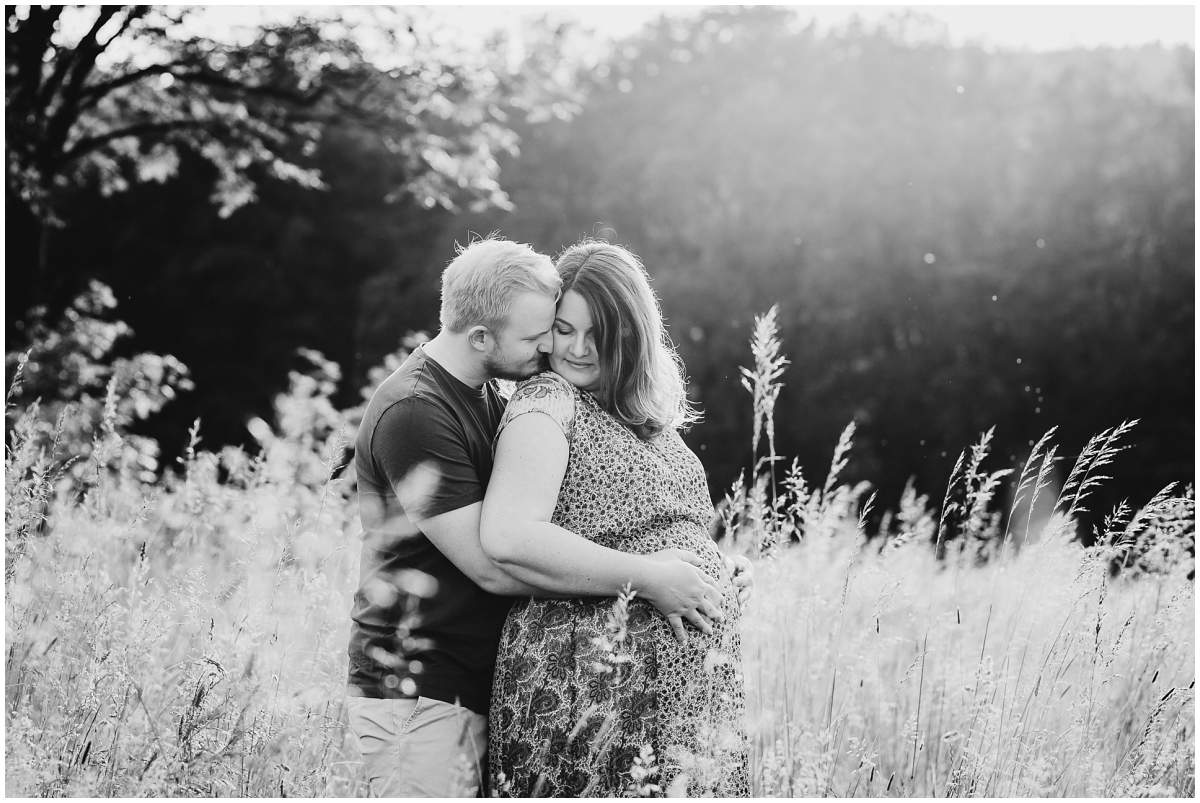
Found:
<box><xmin>724</xmin><ymin>554</ymin><xmax>755</xmax><ymax>609</ymax></box>
<box><xmin>637</xmin><ymin>549</ymin><xmax>725</xmax><ymax>645</ymax></box>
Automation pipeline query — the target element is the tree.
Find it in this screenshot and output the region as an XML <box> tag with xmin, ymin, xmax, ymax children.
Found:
<box><xmin>5</xmin><ymin>5</ymin><xmax>580</xmax><ymax>305</ymax></box>
<box><xmin>5</xmin><ymin>5</ymin><xmax>587</xmax><ymax>471</ymax></box>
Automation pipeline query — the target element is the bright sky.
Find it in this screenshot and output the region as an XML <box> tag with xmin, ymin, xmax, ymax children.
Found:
<box><xmin>186</xmin><ymin>3</ymin><xmax>1195</xmax><ymax>51</ymax></box>
<box><xmin>428</xmin><ymin>4</ymin><xmax>1196</xmax><ymax>50</ymax></box>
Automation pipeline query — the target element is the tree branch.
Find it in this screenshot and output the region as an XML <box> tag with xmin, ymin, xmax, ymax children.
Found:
<box><xmin>37</xmin><ymin>7</ymin><xmax>125</xmax><ymax>164</ymax></box>
<box><xmin>101</xmin><ymin>4</ymin><xmax>149</xmax><ymax>49</ymax></box>
<box><xmin>168</xmin><ymin>68</ymin><xmax>330</xmax><ymax>107</ymax></box>
<box><xmin>8</xmin><ymin>6</ymin><xmax>65</xmax><ymax>115</ymax></box>
<box><xmin>38</xmin><ymin>7</ymin><xmax>123</xmax><ymax>112</ymax></box>
<box><xmin>76</xmin><ymin>60</ymin><xmax>192</xmax><ymax>112</ymax></box>
<box><xmin>56</xmin><ymin>119</ymin><xmax>232</xmax><ymax>166</ymax></box>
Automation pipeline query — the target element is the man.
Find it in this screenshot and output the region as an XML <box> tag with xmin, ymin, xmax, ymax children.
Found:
<box><xmin>346</xmin><ymin>237</ymin><xmax>739</xmax><ymax>796</ymax></box>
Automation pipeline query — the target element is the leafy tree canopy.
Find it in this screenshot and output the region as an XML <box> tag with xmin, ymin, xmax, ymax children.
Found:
<box><xmin>5</xmin><ymin>5</ymin><xmax>580</xmax><ymax>226</ymax></box>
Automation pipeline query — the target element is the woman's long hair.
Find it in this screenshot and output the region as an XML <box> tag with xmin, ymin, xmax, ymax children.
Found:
<box><xmin>555</xmin><ymin>240</ymin><xmax>700</xmax><ymax>440</ymax></box>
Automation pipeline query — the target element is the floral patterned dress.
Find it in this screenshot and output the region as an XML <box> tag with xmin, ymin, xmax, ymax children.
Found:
<box><xmin>488</xmin><ymin>372</ymin><xmax>749</xmax><ymax>797</ymax></box>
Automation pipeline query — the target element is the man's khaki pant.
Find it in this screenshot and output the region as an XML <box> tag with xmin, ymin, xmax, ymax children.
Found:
<box><xmin>346</xmin><ymin>696</ymin><xmax>488</xmax><ymax>797</ymax></box>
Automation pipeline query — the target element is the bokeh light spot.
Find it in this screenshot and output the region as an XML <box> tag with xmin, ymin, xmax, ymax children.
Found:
<box><xmin>396</xmin><ymin>568</ymin><xmax>439</xmax><ymax>599</ymax></box>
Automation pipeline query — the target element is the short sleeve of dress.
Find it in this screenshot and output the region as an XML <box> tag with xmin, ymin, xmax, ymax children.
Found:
<box><xmin>496</xmin><ymin>372</ymin><xmax>576</xmax><ymax>443</ymax></box>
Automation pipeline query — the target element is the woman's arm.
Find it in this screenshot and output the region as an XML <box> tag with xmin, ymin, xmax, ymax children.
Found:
<box><xmin>480</xmin><ymin>411</ymin><xmax>724</xmax><ymax>642</ymax></box>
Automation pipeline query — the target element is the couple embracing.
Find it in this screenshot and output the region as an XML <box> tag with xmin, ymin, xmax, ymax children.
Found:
<box><xmin>345</xmin><ymin>237</ymin><xmax>750</xmax><ymax>797</ymax></box>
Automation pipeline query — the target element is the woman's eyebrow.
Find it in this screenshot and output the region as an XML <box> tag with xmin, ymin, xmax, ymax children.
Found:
<box><xmin>554</xmin><ymin>317</ymin><xmax>590</xmax><ymax>332</ymax></box>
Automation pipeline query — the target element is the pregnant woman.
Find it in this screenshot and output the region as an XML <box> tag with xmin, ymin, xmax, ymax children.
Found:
<box><xmin>480</xmin><ymin>240</ymin><xmax>749</xmax><ymax>796</ymax></box>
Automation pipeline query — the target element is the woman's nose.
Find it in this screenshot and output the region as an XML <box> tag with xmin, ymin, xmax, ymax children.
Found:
<box><xmin>570</xmin><ymin>333</ymin><xmax>589</xmax><ymax>357</ymax></box>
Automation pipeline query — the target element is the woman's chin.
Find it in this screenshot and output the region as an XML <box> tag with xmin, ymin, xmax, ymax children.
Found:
<box><xmin>549</xmin><ymin>360</ymin><xmax>596</xmax><ymax>390</ymax></box>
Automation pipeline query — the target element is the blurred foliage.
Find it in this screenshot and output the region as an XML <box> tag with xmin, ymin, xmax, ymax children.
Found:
<box><xmin>5</xmin><ymin>5</ymin><xmax>579</xmax><ymax>222</ymax></box>
<box><xmin>5</xmin><ymin>318</ymin><xmax>365</xmax><ymax>794</ymax></box>
<box><xmin>6</xmin><ymin>4</ymin><xmax>580</xmax><ymax>303</ymax></box>
<box><xmin>5</xmin><ymin>4</ymin><xmax>581</xmax><ymax>450</ymax></box>
<box><xmin>4</xmin><ymin>7</ymin><xmax>1193</xmax><ymax>535</ymax></box>
<box><xmin>5</xmin><ymin>280</ymin><xmax>193</xmax><ymax>485</ymax></box>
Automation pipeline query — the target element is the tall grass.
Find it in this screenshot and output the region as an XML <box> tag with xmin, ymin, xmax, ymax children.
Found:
<box><xmin>737</xmin><ymin>484</ymin><xmax>1194</xmax><ymax>796</ymax></box>
<box><xmin>4</xmin><ymin>307</ymin><xmax>1194</xmax><ymax>796</ymax></box>
<box><xmin>5</xmin><ymin>362</ymin><xmax>365</xmax><ymax>796</ymax></box>
<box><xmin>730</xmin><ymin>314</ymin><xmax>1194</xmax><ymax>797</ymax></box>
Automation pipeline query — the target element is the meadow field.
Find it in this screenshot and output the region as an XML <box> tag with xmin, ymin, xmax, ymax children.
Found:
<box><xmin>4</xmin><ymin>314</ymin><xmax>1194</xmax><ymax>797</ymax></box>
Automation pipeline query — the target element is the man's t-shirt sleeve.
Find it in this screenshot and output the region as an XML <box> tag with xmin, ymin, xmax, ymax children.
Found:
<box><xmin>370</xmin><ymin>397</ymin><xmax>483</xmax><ymax>519</ymax></box>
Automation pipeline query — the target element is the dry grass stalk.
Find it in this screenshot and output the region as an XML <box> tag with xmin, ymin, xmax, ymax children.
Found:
<box><xmin>739</xmin><ymin>304</ymin><xmax>789</xmax><ymax>504</ymax></box>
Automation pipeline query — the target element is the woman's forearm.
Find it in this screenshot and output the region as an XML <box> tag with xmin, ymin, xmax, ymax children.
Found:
<box><xmin>479</xmin><ymin>413</ymin><xmax>717</xmax><ymax>622</ymax></box>
<box><xmin>483</xmin><ymin>520</ymin><xmax>654</xmax><ymax>597</ymax></box>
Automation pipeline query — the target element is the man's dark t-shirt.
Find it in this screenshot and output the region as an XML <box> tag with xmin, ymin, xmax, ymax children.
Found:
<box><xmin>347</xmin><ymin>346</ymin><xmax>513</xmax><ymax>715</ymax></box>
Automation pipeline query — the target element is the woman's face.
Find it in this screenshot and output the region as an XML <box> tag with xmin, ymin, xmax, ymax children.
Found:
<box><xmin>550</xmin><ymin>289</ymin><xmax>602</xmax><ymax>392</ymax></box>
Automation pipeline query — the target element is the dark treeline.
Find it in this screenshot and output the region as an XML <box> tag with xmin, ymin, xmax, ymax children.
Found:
<box><xmin>6</xmin><ymin>7</ymin><xmax>1194</xmax><ymax>536</ymax></box>
<box><xmin>454</xmin><ymin>8</ymin><xmax>1196</xmax><ymax>535</ymax></box>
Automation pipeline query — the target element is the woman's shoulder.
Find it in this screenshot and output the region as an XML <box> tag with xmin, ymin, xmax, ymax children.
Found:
<box><xmin>500</xmin><ymin>371</ymin><xmax>578</xmax><ymax>441</ymax></box>
<box><xmin>511</xmin><ymin>371</ymin><xmax>578</xmax><ymax>401</ymax></box>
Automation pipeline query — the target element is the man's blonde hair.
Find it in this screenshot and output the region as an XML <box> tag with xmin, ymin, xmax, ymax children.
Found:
<box><xmin>439</xmin><ymin>237</ymin><xmax>560</xmax><ymax>333</ymax></box>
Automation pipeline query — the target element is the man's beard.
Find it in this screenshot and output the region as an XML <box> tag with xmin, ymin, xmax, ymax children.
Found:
<box><xmin>484</xmin><ymin>351</ymin><xmax>549</xmax><ymax>382</ymax></box>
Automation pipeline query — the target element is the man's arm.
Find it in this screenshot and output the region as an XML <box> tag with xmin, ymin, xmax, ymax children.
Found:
<box><xmin>376</xmin><ymin>399</ymin><xmax>653</xmax><ymax>599</ymax></box>
<box><xmin>419</xmin><ymin>500</ymin><xmax>721</xmax><ymax>636</ymax></box>
<box><xmin>374</xmin><ymin>400</ymin><xmax>547</xmax><ymax>596</ymax></box>
<box><xmin>379</xmin><ymin>397</ymin><xmax>719</xmax><ymax>640</ymax></box>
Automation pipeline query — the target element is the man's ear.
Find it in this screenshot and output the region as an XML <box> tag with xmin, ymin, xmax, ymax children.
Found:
<box><xmin>466</xmin><ymin>325</ymin><xmax>492</xmax><ymax>352</ymax></box>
